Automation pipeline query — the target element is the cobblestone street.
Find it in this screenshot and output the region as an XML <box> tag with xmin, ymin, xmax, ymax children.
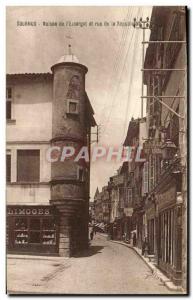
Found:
<box><xmin>7</xmin><ymin>234</ymin><xmax>177</xmax><ymax>294</ymax></box>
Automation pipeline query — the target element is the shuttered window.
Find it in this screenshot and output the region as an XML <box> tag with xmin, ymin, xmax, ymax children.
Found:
<box><xmin>6</xmin><ymin>154</ymin><xmax>11</xmax><ymax>183</ymax></box>
<box><xmin>127</xmin><ymin>188</ymin><xmax>132</xmax><ymax>205</ymax></box>
<box><xmin>149</xmin><ymin>155</ymin><xmax>154</xmax><ymax>191</ymax></box>
<box><xmin>6</xmin><ymin>87</ymin><xmax>12</xmax><ymax>120</ymax></box>
<box><xmin>17</xmin><ymin>150</ymin><xmax>40</xmax><ymax>182</ymax></box>
<box><xmin>142</xmin><ymin>162</ymin><xmax>149</xmax><ymax>195</ymax></box>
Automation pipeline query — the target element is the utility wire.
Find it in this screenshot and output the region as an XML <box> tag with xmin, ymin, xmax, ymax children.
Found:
<box><xmin>102</xmin><ymin>12</ymin><xmax>138</xmax><ymax>135</ymax></box>
<box><xmin>121</xmin><ymin>27</ymin><xmax>141</xmax><ymax>141</ymax></box>
<box><xmin>99</xmin><ymin>8</ymin><xmax>132</xmax><ymax>125</ymax></box>
<box><xmin>101</xmin><ymin>8</ymin><xmax>138</xmax><ymax>135</ymax></box>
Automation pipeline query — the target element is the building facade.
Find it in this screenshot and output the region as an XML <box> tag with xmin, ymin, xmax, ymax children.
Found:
<box><xmin>6</xmin><ymin>51</ymin><xmax>96</xmax><ymax>257</ymax></box>
<box><xmin>123</xmin><ymin>118</ymin><xmax>146</xmax><ymax>247</ymax></box>
<box><xmin>142</xmin><ymin>6</ymin><xmax>187</xmax><ymax>287</ymax></box>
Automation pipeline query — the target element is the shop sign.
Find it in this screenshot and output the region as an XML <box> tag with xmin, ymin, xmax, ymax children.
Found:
<box><xmin>124</xmin><ymin>207</ymin><xmax>133</xmax><ymax>216</ymax></box>
<box><xmin>143</xmin><ymin>141</ymin><xmax>162</xmax><ymax>155</ymax></box>
<box><xmin>157</xmin><ymin>185</ymin><xmax>176</xmax><ymax>210</ymax></box>
<box><xmin>146</xmin><ymin>206</ymin><xmax>155</xmax><ymax>219</ymax></box>
<box><xmin>7</xmin><ymin>206</ymin><xmax>52</xmax><ymax>216</ymax></box>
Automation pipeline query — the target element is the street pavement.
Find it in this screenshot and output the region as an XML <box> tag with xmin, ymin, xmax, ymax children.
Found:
<box><xmin>7</xmin><ymin>234</ymin><xmax>178</xmax><ymax>294</ymax></box>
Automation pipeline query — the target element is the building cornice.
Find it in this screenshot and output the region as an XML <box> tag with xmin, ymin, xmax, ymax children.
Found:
<box><xmin>6</xmin><ymin>141</ymin><xmax>50</xmax><ymax>145</ymax></box>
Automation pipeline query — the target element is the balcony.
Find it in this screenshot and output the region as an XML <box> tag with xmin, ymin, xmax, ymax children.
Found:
<box><xmin>113</xmin><ymin>174</ymin><xmax>124</xmax><ymax>186</ymax></box>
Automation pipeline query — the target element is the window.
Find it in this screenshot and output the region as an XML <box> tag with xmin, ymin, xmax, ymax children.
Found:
<box><xmin>17</xmin><ymin>150</ymin><xmax>40</xmax><ymax>183</ymax></box>
<box><xmin>155</xmin><ymin>155</ymin><xmax>161</xmax><ymax>185</ymax></box>
<box><xmin>6</xmin><ymin>153</ymin><xmax>11</xmax><ymax>183</ymax></box>
<box><xmin>6</xmin><ymin>87</ymin><xmax>12</xmax><ymax>120</ymax></box>
<box><xmin>14</xmin><ymin>216</ymin><xmax>57</xmax><ymax>246</ymax></box>
<box><xmin>159</xmin><ymin>209</ymin><xmax>174</xmax><ymax>265</ymax></box>
<box><xmin>69</xmin><ymin>102</ymin><xmax>77</xmax><ymax>113</ymax></box>
<box><xmin>14</xmin><ymin>218</ymin><xmax>28</xmax><ymax>245</ymax></box>
<box><xmin>119</xmin><ymin>187</ymin><xmax>124</xmax><ymax>209</ymax></box>
<box><xmin>67</xmin><ymin>99</ymin><xmax>79</xmax><ymax>114</ymax></box>
<box><xmin>149</xmin><ymin>155</ymin><xmax>154</xmax><ymax>191</ymax></box>
<box><xmin>127</xmin><ymin>188</ymin><xmax>132</xmax><ymax>205</ymax></box>
<box><xmin>164</xmin><ymin>14</ymin><xmax>185</xmax><ymax>69</ymax></box>
<box><xmin>142</xmin><ymin>162</ymin><xmax>149</xmax><ymax>195</ymax></box>
<box><xmin>77</xmin><ymin>166</ymin><xmax>84</xmax><ymax>181</ymax></box>
<box><xmin>171</xmin><ymin>106</ymin><xmax>180</xmax><ymax>147</ymax></box>
<box><xmin>7</xmin><ymin>87</ymin><xmax>12</xmax><ymax>99</ymax></box>
<box><xmin>148</xmin><ymin>76</ymin><xmax>161</xmax><ymax>134</ymax></box>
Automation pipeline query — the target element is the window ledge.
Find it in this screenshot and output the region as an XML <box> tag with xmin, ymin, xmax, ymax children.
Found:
<box><xmin>66</xmin><ymin>112</ymin><xmax>79</xmax><ymax>117</ymax></box>
<box><xmin>7</xmin><ymin>119</ymin><xmax>16</xmax><ymax>125</ymax></box>
<box><xmin>7</xmin><ymin>182</ymin><xmax>50</xmax><ymax>186</ymax></box>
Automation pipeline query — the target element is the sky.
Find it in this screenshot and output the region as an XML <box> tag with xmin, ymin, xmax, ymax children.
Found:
<box><xmin>6</xmin><ymin>6</ymin><xmax>152</xmax><ymax>199</ymax></box>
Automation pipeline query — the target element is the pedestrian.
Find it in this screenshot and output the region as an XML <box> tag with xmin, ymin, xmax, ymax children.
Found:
<box><xmin>93</xmin><ymin>225</ymin><xmax>97</xmax><ymax>235</ymax></box>
<box><xmin>90</xmin><ymin>228</ymin><xmax>94</xmax><ymax>240</ymax></box>
<box><xmin>133</xmin><ymin>232</ymin><xmax>137</xmax><ymax>246</ymax></box>
<box><xmin>142</xmin><ymin>237</ymin><xmax>149</xmax><ymax>256</ymax></box>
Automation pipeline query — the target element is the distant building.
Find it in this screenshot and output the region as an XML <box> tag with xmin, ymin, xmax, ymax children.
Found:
<box><xmin>107</xmin><ymin>165</ymin><xmax>129</xmax><ymax>241</ymax></box>
<box><xmin>89</xmin><ymin>202</ymin><xmax>95</xmax><ymax>222</ymax></box>
<box><xmin>93</xmin><ymin>186</ymin><xmax>110</xmax><ymax>227</ymax></box>
<box><xmin>123</xmin><ymin>117</ymin><xmax>147</xmax><ymax>247</ymax></box>
<box><xmin>6</xmin><ymin>48</ymin><xmax>96</xmax><ymax>257</ymax></box>
<box><xmin>93</xmin><ymin>188</ymin><xmax>103</xmax><ymax>223</ymax></box>
<box><xmin>101</xmin><ymin>186</ymin><xmax>110</xmax><ymax>225</ymax></box>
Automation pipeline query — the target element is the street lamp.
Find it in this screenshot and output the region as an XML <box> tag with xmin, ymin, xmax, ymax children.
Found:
<box><xmin>161</xmin><ymin>139</ymin><xmax>177</xmax><ymax>161</ymax></box>
<box><xmin>161</xmin><ymin>139</ymin><xmax>177</xmax><ymax>170</ymax></box>
<box><xmin>133</xmin><ymin>17</ymin><xmax>151</xmax><ymax>29</ymax></box>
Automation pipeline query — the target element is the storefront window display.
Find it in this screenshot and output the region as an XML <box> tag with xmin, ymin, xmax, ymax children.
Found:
<box><xmin>7</xmin><ymin>206</ymin><xmax>59</xmax><ymax>254</ymax></box>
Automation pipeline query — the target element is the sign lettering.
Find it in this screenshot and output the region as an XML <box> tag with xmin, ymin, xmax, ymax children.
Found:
<box><xmin>7</xmin><ymin>207</ymin><xmax>51</xmax><ymax>216</ymax></box>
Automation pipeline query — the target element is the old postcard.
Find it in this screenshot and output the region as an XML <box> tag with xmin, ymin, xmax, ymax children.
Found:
<box><xmin>6</xmin><ymin>6</ymin><xmax>188</xmax><ymax>295</ymax></box>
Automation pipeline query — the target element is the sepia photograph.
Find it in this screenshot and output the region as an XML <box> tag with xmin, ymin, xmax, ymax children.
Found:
<box><xmin>6</xmin><ymin>5</ymin><xmax>188</xmax><ymax>295</ymax></box>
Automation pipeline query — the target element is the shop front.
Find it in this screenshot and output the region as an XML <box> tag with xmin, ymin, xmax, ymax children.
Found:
<box><xmin>123</xmin><ymin>208</ymin><xmax>133</xmax><ymax>241</ymax></box>
<box><xmin>112</xmin><ymin>218</ymin><xmax>122</xmax><ymax>240</ymax></box>
<box><xmin>136</xmin><ymin>210</ymin><xmax>144</xmax><ymax>249</ymax></box>
<box><xmin>146</xmin><ymin>204</ymin><xmax>156</xmax><ymax>255</ymax></box>
<box><xmin>157</xmin><ymin>180</ymin><xmax>182</xmax><ymax>286</ymax></box>
<box><xmin>7</xmin><ymin>205</ymin><xmax>59</xmax><ymax>255</ymax></box>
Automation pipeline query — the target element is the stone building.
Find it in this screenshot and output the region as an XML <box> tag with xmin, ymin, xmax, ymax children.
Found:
<box><xmin>99</xmin><ymin>118</ymin><xmax>147</xmax><ymax>243</ymax></box>
<box><xmin>123</xmin><ymin>117</ymin><xmax>147</xmax><ymax>247</ymax></box>
<box><xmin>93</xmin><ymin>186</ymin><xmax>110</xmax><ymax>226</ymax></box>
<box><xmin>107</xmin><ymin>167</ymin><xmax>128</xmax><ymax>240</ymax></box>
<box><xmin>93</xmin><ymin>188</ymin><xmax>103</xmax><ymax>223</ymax></box>
<box><xmin>142</xmin><ymin>6</ymin><xmax>187</xmax><ymax>288</ymax></box>
<box><xmin>101</xmin><ymin>186</ymin><xmax>111</xmax><ymax>225</ymax></box>
<box><xmin>6</xmin><ymin>49</ymin><xmax>96</xmax><ymax>257</ymax></box>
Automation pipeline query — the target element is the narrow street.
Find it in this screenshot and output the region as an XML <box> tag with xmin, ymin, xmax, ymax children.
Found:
<box><xmin>7</xmin><ymin>234</ymin><xmax>175</xmax><ymax>294</ymax></box>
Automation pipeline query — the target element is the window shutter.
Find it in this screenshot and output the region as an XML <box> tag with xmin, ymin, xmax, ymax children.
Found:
<box><xmin>127</xmin><ymin>188</ymin><xmax>132</xmax><ymax>204</ymax></box>
<box><xmin>17</xmin><ymin>150</ymin><xmax>40</xmax><ymax>182</ymax></box>
<box><xmin>6</xmin><ymin>154</ymin><xmax>11</xmax><ymax>183</ymax></box>
<box><xmin>143</xmin><ymin>162</ymin><xmax>149</xmax><ymax>195</ymax></box>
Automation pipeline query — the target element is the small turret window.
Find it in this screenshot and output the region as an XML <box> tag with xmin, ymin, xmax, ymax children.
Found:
<box><xmin>67</xmin><ymin>99</ymin><xmax>79</xmax><ymax>115</ymax></box>
<box><xmin>67</xmin><ymin>75</ymin><xmax>80</xmax><ymax>100</ymax></box>
<box><xmin>69</xmin><ymin>102</ymin><xmax>77</xmax><ymax>113</ymax></box>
